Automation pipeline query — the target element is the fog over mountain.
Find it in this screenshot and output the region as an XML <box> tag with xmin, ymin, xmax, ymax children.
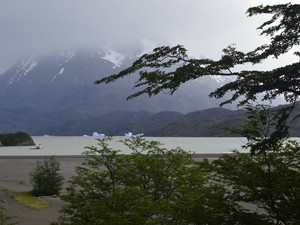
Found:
<box><xmin>1</xmin><ymin>0</ymin><xmax>298</xmax><ymax>74</ymax></box>
<box><xmin>0</xmin><ymin>47</ymin><xmax>239</xmax><ymax>135</ymax></box>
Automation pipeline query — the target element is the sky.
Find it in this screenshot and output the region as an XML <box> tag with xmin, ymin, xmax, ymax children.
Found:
<box><xmin>0</xmin><ymin>0</ymin><xmax>298</xmax><ymax>73</ymax></box>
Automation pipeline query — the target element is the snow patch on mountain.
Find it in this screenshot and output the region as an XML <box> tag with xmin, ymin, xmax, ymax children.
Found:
<box><xmin>23</xmin><ymin>61</ymin><xmax>37</xmax><ymax>76</ymax></box>
<box><xmin>51</xmin><ymin>67</ymin><xmax>65</xmax><ymax>83</ymax></box>
<box><xmin>211</xmin><ymin>75</ymin><xmax>226</xmax><ymax>84</ymax></box>
<box><xmin>59</xmin><ymin>68</ymin><xmax>64</xmax><ymax>74</ymax></box>
<box><xmin>210</xmin><ymin>75</ymin><xmax>236</xmax><ymax>85</ymax></box>
<box><xmin>18</xmin><ymin>59</ymin><xmax>37</xmax><ymax>76</ymax></box>
<box><xmin>59</xmin><ymin>50</ymin><xmax>76</xmax><ymax>63</ymax></box>
<box><xmin>50</xmin><ymin>75</ymin><xmax>57</xmax><ymax>83</ymax></box>
<box><xmin>101</xmin><ymin>48</ymin><xmax>125</xmax><ymax>68</ymax></box>
<box><xmin>7</xmin><ymin>59</ymin><xmax>37</xmax><ymax>85</ymax></box>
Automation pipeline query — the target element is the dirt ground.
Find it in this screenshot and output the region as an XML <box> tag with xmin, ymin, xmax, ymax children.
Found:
<box><xmin>0</xmin><ymin>156</ymin><xmax>85</xmax><ymax>225</ymax></box>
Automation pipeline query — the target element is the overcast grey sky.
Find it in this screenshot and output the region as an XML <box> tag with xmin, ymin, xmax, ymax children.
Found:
<box><xmin>0</xmin><ymin>0</ymin><xmax>298</xmax><ymax>73</ymax></box>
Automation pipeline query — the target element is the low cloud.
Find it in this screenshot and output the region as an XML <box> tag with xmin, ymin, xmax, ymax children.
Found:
<box><xmin>0</xmin><ymin>0</ymin><xmax>297</xmax><ymax>72</ymax></box>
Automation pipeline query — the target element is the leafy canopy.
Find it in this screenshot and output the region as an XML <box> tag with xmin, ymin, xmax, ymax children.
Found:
<box><xmin>53</xmin><ymin>137</ymin><xmax>262</xmax><ymax>225</ymax></box>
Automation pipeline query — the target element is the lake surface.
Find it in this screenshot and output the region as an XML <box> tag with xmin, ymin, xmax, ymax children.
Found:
<box><xmin>0</xmin><ymin>136</ymin><xmax>250</xmax><ymax>157</ymax></box>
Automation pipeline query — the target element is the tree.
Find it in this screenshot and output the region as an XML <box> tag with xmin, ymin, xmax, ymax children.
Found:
<box><xmin>213</xmin><ymin>146</ymin><xmax>300</xmax><ymax>225</ymax></box>
<box><xmin>96</xmin><ymin>3</ymin><xmax>300</xmax><ymax>107</ymax></box>
<box><xmin>213</xmin><ymin>104</ymin><xmax>300</xmax><ymax>225</ymax></box>
<box><xmin>53</xmin><ymin>137</ymin><xmax>265</xmax><ymax>225</ymax></box>
<box><xmin>30</xmin><ymin>156</ymin><xmax>64</xmax><ymax>196</ymax></box>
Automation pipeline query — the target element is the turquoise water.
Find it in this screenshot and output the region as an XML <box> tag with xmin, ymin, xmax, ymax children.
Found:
<box><xmin>0</xmin><ymin>136</ymin><xmax>249</xmax><ymax>156</ymax></box>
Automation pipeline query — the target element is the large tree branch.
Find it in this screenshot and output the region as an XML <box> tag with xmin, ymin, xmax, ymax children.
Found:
<box><xmin>96</xmin><ymin>3</ymin><xmax>300</xmax><ymax>106</ymax></box>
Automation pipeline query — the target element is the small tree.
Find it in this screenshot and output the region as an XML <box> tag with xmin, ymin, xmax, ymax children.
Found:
<box><xmin>30</xmin><ymin>156</ymin><xmax>64</xmax><ymax>196</ymax></box>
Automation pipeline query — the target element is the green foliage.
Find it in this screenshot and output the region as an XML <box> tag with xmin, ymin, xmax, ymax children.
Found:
<box><xmin>96</xmin><ymin>3</ymin><xmax>300</xmax><ymax>107</ymax></box>
<box><xmin>229</xmin><ymin>103</ymin><xmax>295</xmax><ymax>155</ymax></box>
<box><xmin>212</xmin><ymin>103</ymin><xmax>300</xmax><ymax>225</ymax></box>
<box><xmin>0</xmin><ymin>132</ymin><xmax>34</xmax><ymax>146</ymax></box>
<box><xmin>246</xmin><ymin>3</ymin><xmax>300</xmax><ymax>61</ymax></box>
<box><xmin>53</xmin><ymin>137</ymin><xmax>257</xmax><ymax>225</ymax></box>
<box><xmin>214</xmin><ymin>142</ymin><xmax>300</xmax><ymax>225</ymax></box>
<box><xmin>29</xmin><ymin>156</ymin><xmax>64</xmax><ymax>196</ymax></box>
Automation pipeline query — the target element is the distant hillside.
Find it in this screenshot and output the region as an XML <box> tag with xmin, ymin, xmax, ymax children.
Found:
<box><xmin>144</xmin><ymin>103</ymin><xmax>300</xmax><ymax>137</ymax></box>
<box><xmin>0</xmin><ymin>102</ymin><xmax>298</xmax><ymax>137</ymax></box>
<box><xmin>58</xmin><ymin>108</ymin><xmax>247</xmax><ymax>137</ymax></box>
<box><xmin>58</xmin><ymin>110</ymin><xmax>185</xmax><ymax>136</ymax></box>
<box><xmin>147</xmin><ymin>108</ymin><xmax>246</xmax><ymax>137</ymax></box>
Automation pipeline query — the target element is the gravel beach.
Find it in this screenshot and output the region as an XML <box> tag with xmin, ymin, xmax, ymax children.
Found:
<box><xmin>0</xmin><ymin>156</ymin><xmax>86</xmax><ymax>225</ymax></box>
<box><xmin>0</xmin><ymin>154</ymin><xmax>220</xmax><ymax>225</ymax></box>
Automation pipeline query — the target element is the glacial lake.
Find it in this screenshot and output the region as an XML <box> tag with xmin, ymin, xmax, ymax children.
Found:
<box><xmin>0</xmin><ymin>136</ymin><xmax>253</xmax><ymax>157</ymax></box>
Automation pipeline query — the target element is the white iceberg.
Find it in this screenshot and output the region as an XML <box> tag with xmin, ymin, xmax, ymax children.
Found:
<box><xmin>92</xmin><ymin>132</ymin><xmax>105</xmax><ymax>137</ymax></box>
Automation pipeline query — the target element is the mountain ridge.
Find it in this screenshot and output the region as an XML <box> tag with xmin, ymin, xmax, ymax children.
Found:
<box><xmin>0</xmin><ymin>48</ymin><xmax>249</xmax><ymax>135</ymax></box>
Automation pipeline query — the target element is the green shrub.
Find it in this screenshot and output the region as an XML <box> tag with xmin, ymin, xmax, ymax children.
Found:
<box><xmin>30</xmin><ymin>156</ymin><xmax>64</xmax><ymax>196</ymax></box>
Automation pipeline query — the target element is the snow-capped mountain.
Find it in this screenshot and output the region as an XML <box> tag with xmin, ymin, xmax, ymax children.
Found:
<box><xmin>2</xmin><ymin>48</ymin><xmax>125</xmax><ymax>87</ymax></box>
<box><xmin>0</xmin><ymin>48</ymin><xmax>236</xmax><ymax>135</ymax></box>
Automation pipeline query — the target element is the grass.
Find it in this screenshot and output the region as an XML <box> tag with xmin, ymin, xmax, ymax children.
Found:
<box><xmin>7</xmin><ymin>191</ymin><xmax>51</xmax><ymax>210</ymax></box>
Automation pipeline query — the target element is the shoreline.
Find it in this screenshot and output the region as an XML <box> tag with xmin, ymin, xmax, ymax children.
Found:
<box><xmin>0</xmin><ymin>153</ymin><xmax>230</xmax><ymax>159</ymax></box>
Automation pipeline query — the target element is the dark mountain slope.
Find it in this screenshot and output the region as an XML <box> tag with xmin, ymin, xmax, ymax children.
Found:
<box><xmin>59</xmin><ymin>110</ymin><xmax>184</xmax><ymax>136</ymax></box>
<box><xmin>0</xmin><ymin>48</ymin><xmax>237</xmax><ymax>135</ymax></box>
<box><xmin>148</xmin><ymin>108</ymin><xmax>246</xmax><ymax>137</ymax></box>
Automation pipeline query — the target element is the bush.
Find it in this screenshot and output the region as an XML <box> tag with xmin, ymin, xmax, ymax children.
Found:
<box><xmin>29</xmin><ymin>156</ymin><xmax>64</xmax><ymax>196</ymax></box>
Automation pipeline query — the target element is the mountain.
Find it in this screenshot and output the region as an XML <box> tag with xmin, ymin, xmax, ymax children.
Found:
<box><xmin>0</xmin><ymin>48</ymin><xmax>237</xmax><ymax>135</ymax></box>
<box><xmin>145</xmin><ymin>103</ymin><xmax>300</xmax><ymax>137</ymax></box>
<box><xmin>147</xmin><ymin>108</ymin><xmax>246</xmax><ymax>137</ymax></box>
<box><xmin>60</xmin><ymin>110</ymin><xmax>185</xmax><ymax>136</ymax></box>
